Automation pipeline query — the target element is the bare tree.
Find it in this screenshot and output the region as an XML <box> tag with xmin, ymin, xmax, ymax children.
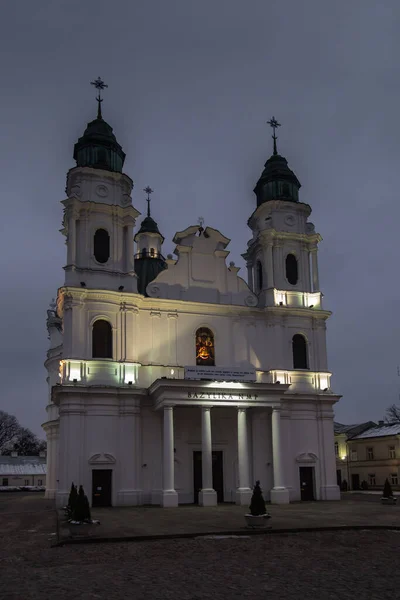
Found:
<box><xmin>385</xmin><ymin>404</ymin><xmax>400</xmax><ymax>423</ymax></box>
<box><xmin>0</xmin><ymin>411</ymin><xmax>47</xmax><ymax>455</ymax></box>
<box><xmin>0</xmin><ymin>410</ymin><xmax>21</xmax><ymax>454</ymax></box>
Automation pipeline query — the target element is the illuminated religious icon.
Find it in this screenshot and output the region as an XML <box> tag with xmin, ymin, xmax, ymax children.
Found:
<box><xmin>196</xmin><ymin>327</ymin><xmax>215</xmax><ymax>366</ymax></box>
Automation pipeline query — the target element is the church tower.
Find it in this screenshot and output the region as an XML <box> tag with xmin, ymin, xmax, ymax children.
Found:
<box><xmin>62</xmin><ymin>77</ymin><xmax>140</xmax><ymax>293</ymax></box>
<box><xmin>243</xmin><ymin>117</ymin><xmax>321</xmax><ymax>311</ymax></box>
<box><xmin>134</xmin><ymin>187</ymin><xmax>167</xmax><ymax>295</ymax></box>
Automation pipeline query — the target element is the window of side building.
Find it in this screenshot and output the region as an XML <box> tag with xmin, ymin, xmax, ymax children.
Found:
<box><xmin>368</xmin><ymin>473</ymin><xmax>376</xmax><ymax>486</ymax></box>
<box><xmin>350</xmin><ymin>450</ymin><xmax>358</xmax><ymax>461</ymax></box>
<box><xmin>389</xmin><ymin>446</ymin><xmax>396</xmax><ymax>459</ymax></box>
<box><xmin>367</xmin><ymin>447</ymin><xmax>374</xmax><ymax>460</ymax></box>
<box><xmin>334</xmin><ymin>441</ymin><xmax>339</xmax><ymax>457</ymax></box>
<box><xmin>2</xmin><ymin>478</ymin><xmax>8</xmax><ymax>486</ymax></box>
<box><xmin>391</xmin><ymin>473</ymin><xmax>398</xmax><ymax>486</ymax></box>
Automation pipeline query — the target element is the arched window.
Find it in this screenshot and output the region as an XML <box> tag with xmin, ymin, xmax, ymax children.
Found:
<box><xmin>256</xmin><ymin>261</ymin><xmax>263</xmax><ymax>292</ymax></box>
<box><xmin>92</xmin><ymin>320</ymin><xmax>112</xmax><ymax>359</ymax></box>
<box><xmin>94</xmin><ymin>229</ymin><xmax>110</xmax><ymax>264</ymax></box>
<box><xmin>292</xmin><ymin>334</ymin><xmax>308</xmax><ymax>369</ymax></box>
<box><xmin>196</xmin><ymin>327</ymin><xmax>215</xmax><ymax>366</ymax></box>
<box><xmin>286</xmin><ymin>253</ymin><xmax>298</xmax><ymax>285</ymax></box>
<box><xmin>150</xmin><ymin>247</ymin><xmax>155</xmax><ymax>257</ymax></box>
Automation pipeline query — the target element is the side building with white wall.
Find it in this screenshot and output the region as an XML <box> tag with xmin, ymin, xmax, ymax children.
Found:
<box><xmin>43</xmin><ymin>94</ymin><xmax>341</xmax><ymax>508</ymax></box>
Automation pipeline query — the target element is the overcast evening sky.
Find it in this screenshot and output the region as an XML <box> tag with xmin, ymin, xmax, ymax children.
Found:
<box><xmin>0</xmin><ymin>0</ymin><xmax>399</xmax><ymax>437</ymax></box>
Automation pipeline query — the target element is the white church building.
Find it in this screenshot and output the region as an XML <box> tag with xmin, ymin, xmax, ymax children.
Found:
<box><xmin>43</xmin><ymin>85</ymin><xmax>340</xmax><ymax>508</ymax></box>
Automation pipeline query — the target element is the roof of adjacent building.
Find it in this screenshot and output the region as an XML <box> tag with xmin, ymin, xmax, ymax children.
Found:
<box><xmin>0</xmin><ymin>456</ymin><xmax>46</xmax><ymax>476</ymax></box>
<box><xmin>334</xmin><ymin>421</ymin><xmax>377</xmax><ymax>438</ymax></box>
<box><xmin>351</xmin><ymin>422</ymin><xmax>400</xmax><ymax>440</ymax></box>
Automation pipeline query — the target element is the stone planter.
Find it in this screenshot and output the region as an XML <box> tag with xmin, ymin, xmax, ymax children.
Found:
<box><xmin>381</xmin><ymin>497</ymin><xmax>397</xmax><ymax>505</ymax></box>
<box><xmin>245</xmin><ymin>513</ymin><xmax>271</xmax><ymax>528</ymax></box>
<box><xmin>68</xmin><ymin>523</ymin><xmax>93</xmax><ymax>537</ymax></box>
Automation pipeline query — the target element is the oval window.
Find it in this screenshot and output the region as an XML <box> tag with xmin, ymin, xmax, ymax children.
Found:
<box><xmin>94</xmin><ymin>229</ymin><xmax>110</xmax><ymax>263</ymax></box>
<box><xmin>285</xmin><ymin>253</ymin><xmax>298</xmax><ymax>285</ymax></box>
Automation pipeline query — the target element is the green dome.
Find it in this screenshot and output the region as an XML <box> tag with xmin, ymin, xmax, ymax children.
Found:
<box><xmin>73</xmin><ymin>116</ymin><xmax>125</xmax><ymax>173</ymax></box>
<box><xmin>254</xmin><ymin>153</ymin><xmax>301</xmax><ymax>206</ymax></box>
<box><xmin>136</xmin><ymin>216</ymin><xmax>162</xmax><ymax>237</ymax></box>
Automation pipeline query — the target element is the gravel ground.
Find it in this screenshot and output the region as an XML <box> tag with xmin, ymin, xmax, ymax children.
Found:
<box><xmin>1</xmin><ymin>494</ymin><xmax>400</xmax><ymax>600</ymax></box>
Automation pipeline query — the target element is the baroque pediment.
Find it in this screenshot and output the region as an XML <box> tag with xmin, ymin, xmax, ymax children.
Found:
<box><xmin>88</xmin><ymin>453</ymin><xmax>116</xmax><ymax>465</ymax></box>
<box><xmin>296</xmin><ymin>452</ymin><xmax>318</xmax><ymax>464</ymax></box>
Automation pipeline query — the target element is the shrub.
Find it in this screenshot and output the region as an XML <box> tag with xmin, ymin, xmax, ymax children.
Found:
<box><xmin>67</xmin><ymin>482</ymin><xmax>78</xmax><ymax>516</ymax></box>
<box><xmin>249</xmin><ymin>481</ymin><xmax>267</xmax><ymax>516</ymax></box>
<box><xmin>383</xmin><ymin>478</ymin><xmax>394</xmax><ymax>498</ymax></box>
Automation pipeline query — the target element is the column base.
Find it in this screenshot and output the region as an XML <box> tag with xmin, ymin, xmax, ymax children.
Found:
<box><xmin>45</xmin><ymin>488</ymin><xmax>57</xmax><ymax>500</ymax></box>
<box><xmin>320</xmin><ymin>485</ymin><xmax>341</xmax><ymax>501</ymax></box>
<box><xmin>55</xmin><ymin>490</ymin><xmax>69</xmax><ymax>508</ymax></box>
<box><xmin>161</xmin><ymin>490</ymin><xmax>179</xmax><ymax>507</ymax></box>
<box><xmin>235</xmin><ymin>487</ymin><xmax>253</xmax><ymax>506</ymax></box>
<box><xmin>199</xmin><ymin>488</ymin><xmax>218</xmax><ymax>506</ymax></box>
<box><xmin>270</xmin><ymin>487</ymin><xmax>290</xmax><ymax>504</ymax></box>
<box><xmin>116</xmin><ymin>489</ymin><xmax>143</xmax><ymax>506</ymax></box>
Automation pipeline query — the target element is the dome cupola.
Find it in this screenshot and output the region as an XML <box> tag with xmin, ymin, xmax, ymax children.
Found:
<box><xmin>253</xmin><ymin>117</ymin><xmax>301</xmax><ymax>206</ymax></box>
<box><xmin>73</xmin><ymin>77</ymin><xmax>125</xmax><ymax>173</ymax></box>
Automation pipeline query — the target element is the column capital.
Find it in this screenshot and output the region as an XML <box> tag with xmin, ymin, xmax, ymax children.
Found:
<box><xmin>201</xmin><ymin>405</ymin><xmax>214</xmax><ymax>411</ymax></box>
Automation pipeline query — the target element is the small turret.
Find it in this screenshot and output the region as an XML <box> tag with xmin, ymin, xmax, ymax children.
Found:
<box><xmin>134</xmin><ymin>187</ymin><xmax>167</xmax><ymax>295</ymax></box>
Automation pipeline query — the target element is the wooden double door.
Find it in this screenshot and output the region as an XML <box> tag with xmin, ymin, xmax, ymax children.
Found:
<box><xmin>193</xmin><ymin>450</ymin><xmax>224</xmax><ymax>503</ymax></box>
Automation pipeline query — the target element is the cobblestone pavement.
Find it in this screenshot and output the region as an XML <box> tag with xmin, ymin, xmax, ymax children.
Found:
<box><xmin>2</xmin><ymin>493</ymin><xmax>400</xmax><ymax>599</ymax></box>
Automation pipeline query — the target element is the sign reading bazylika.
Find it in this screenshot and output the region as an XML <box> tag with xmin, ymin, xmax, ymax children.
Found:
<box><xmin>187</xmin><ymin>391</ymin><xmax>258</xmax><ymax>400</ymax></box>
<box><xmin>184</xmin><ymin>366</ymin><xmax>256</xmax><ymax>382</ymax></box>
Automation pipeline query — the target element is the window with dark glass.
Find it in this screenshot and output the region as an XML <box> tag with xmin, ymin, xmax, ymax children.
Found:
<box><xmin>92</xmin><ymin>319</ymin><xmax>112</xmax><ymax>359</ymax></box>
<box><xmin>292</xmin><ymin>334</ymin><xmax>308</xmax><ymax>369</ymax></box>
<box><xmin>286</xmin><ymin>253</ymin><xmax>298</xmax><ymax>285</ymax></box>
<box><xmin>196</xmin><ymin>327</ymin><xmax>215</xmax><ymax>366</ymax></box>
<box><xmin>94</xmin><ymin>229</ymin><xmax>110</xmax><ymax>263</ymax></box>
<box><xmin>256</xmin><ymin>261</ymin><xmax>263</xmax><ymax>291</ymax></box>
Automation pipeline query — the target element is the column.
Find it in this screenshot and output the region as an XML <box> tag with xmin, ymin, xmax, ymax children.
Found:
<box><xmin>270</xmin><ymin>407</ymin><xmax>290</xmax><ymax>504</ymax></box>
<box><xmin>199</xmin><ymin>407</ymin><xmax>217</xmax><ymax>506</ymax></box>
<box><xmin>264</xmin><ymin>243</ymin><xmax>274</xmax><ymax>288</ymax></box>
<box><xmin>162</xmin><ymin>406</ymin><xmax>178</xmax><ymax>507</ymax></box>
<box><xmin>127</xmin><ymin>227</ymin><xmax>134</xmax><ymax>272</ymax></box>
<box><xmin>117</xmin><ymin>401</ymin><xmax>142</xmax><ymax>506</ymax></box>
<box><xmin>235</xmin><ymin>408</ymin><xmax>252</xmax><ymax>505</ymax></box>
<box><xmin>246</xmin><ymin>263</ymin><xmax>254</xmax><ymax>291</ymax></box>
<box><xmin>311</xmin><ymin>247</ymin><xmax>320</xmax><ymax>292</ymax></box>
<box><xmin>67</xmin><ymin>213</ymin><xmax>76</xmax><ymax>265</ymax></box>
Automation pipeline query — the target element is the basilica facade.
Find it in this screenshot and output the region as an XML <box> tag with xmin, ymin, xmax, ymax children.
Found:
<box><xmin>43</xmin><ymin>95</ymin><xmax>340</xmax><ymax>508</ymax></box>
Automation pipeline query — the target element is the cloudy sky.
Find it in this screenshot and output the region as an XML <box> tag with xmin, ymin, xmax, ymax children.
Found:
<box><xmin>0</xmin><ymin>0</ymin><xmax>399</xmax><ymax>436</ymax></box>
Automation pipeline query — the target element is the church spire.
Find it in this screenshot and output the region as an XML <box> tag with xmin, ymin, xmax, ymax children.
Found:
<box><xmin>144</xmin><ymin>186</ymin><xmax>153</xmax><ymax>217</ymax></box>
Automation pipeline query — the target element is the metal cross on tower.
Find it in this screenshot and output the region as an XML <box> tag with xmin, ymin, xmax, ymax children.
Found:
<box><xmin>91</xmin><ymin>77</ymin><xmax>108</xmax><ymax>119</ymax></box>
<box><xmin>143</xmin><ymin>186</ymin><xmax>153</xmax><ymax>217</ymax></box>
<box><xmin>267</xmin><ymin>116</ymin><xmax>281</xmax><ymax>155</ymax></box>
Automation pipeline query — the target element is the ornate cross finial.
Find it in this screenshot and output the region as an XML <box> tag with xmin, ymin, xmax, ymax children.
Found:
<box><xmin>267</xmin><ymin>116</ymin><xmax>281</xmax><ymax>155</ymax></box>
<box><xmin>91</xmin><ymin>77</ymin><xmax>108</xmax><ymax>119</ymax></box>
<box><xmin>198</xmin><ymin>216</ymin><xmax>205</xmax><ymax>235</ymax></box>
<box><xmin>143</xmin><ymin>186</ymin><xmax>153</xmax><ymax>217</ymax></box>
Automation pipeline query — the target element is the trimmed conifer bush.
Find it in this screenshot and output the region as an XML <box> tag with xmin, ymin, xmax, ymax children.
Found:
<box><xmin>67</xmin><ymin>482</ymin><xmax>78</xmax><ymax>516</ymax></box>
<box><xmin>383</xmin><ymin>478</ymin><xmax>394</xmax><ymax>498</ymax></box>
<box><xmin>249</xmin><ymin>480</ymin><xmax>267</xmax><ymax>516</ymax></box>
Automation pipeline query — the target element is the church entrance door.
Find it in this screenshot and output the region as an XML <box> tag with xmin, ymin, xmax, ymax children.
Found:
<box><xmin>92</xmin><ymin>469</ymin><xmax>112</xmax><ymax>507</ymax></box>
<box><xmin>193</xmin><ymin>451</ymin><xmax>224</xmax><ymax>504</ymax></box>
<box><xmin>299</xmin><ymin>466</ymin><xmax>315</xmax><ymax>501</ymax></box>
